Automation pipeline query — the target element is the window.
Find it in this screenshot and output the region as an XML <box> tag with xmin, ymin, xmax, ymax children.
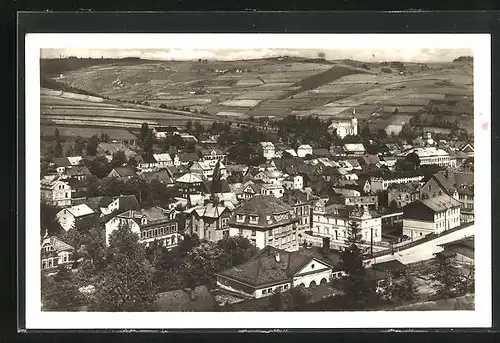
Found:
<box><xmin>251</xmin><ymin>230</ymin><xmax>256</xmax><ymax>236</ymax></box>
<box><xmin>48</xmin><ymin>259</ymin><xmax>53</xmax><ymax>268</ymax></box>
<box><xmin>262</xmin><ymin>289</ymin><xmax>267</xmax><ymax>295</ymax></box>
<box><xmin>284</xmin><ymin>285</ymin><xmax>289</xmax><ymax>290</ymax></box>
<box><xmin>62</xmin><ymin>254</ymin><xmax>68</xmax><ymax>262</ymax></box>
<box><xmin>268</xmin><ymin>288</ymin><xmax>272</xmax><ymax>293</ymax></box>
<box><xmin>42</xmin><ymin>260</ymin><xmax>47</xmax><ymax>269</ymax></box>
<box><xmin>311</xmin><ymin>263</ymin><xmax>315</xmax><ymax>269</ymax></box>
<box><xmin>239</xmin><ymin>228</ymin><xmax>243</xmax><ymax>236</ymax></box>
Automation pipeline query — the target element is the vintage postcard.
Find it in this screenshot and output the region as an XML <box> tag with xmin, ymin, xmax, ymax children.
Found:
<box><xmin>24</xmin><ymin>33</ymin><xmax>491</xmax><ymax>329</ymax></box>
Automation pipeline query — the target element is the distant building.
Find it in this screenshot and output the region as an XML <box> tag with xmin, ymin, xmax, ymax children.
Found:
<box><xmin>438</xmin><ymin>236</ymin><xmax>474</xmax><ymax>265</ymax></box>
<box><xmin>215</xmin><ymin>246</ymin><xmax>338</xmax><ymax>299</ymax></box>
<box><xmin>387</xmin><ymin>183</ymin><xmax>421</xmax><ymax>208</ymax></box>
<box><xmin>328</xmin><ymin>110</ymin><xmax>358</xmax><ymax>139</ymax></box>
<box><xmin>343</xmin><ymin>143</ymin><xmax>366</xmax><ymax>156</ymax></box>
<box><xmin>402</xmin><ymin>195</ymin><xmax>461</xmax><ymax>240</ymax></box>
<box><xmin>189</xmin><ymin>160</ymin><xmax>227</xmax><ymax>181</ymax></box>
<box><xmin>297</xmin><ymin>144</ymin><xmax>313</xmax><ymax>158</ymax></box>
<box><xmin>108</xmin><ymin>167</ymin><xmax>137</xmax><ymax>180</ymax></box>
<box><xmin>62</xmin><ymin>165</ymin><xmax>92</xmax><ymax>181</ymax></box>
<box><xmin>153</xmin><ymin>126</ymin><xmax>179</xmax><ymax>140</ymax></box>
<box><xmin>98</xmin><ymin>195</ymin><xmax>141</xmax><ymax>217</ymax></box>
<box><xmin>138</xmin><ymin>154</ymin><xmax>159</xmax><ymax>172</ymax></box>
<box><xmin>403</xmin><ymin>147</ymin><xmax>455</xmax><ymax>168</ymax></box>
<box><xmin>176</xmin><ymin>173</ymin><xmax>206</xmax><ymax>198</ymax></box>
<box><xmin>457</xmin><ymin>184</ymin><xmax>474</xmax><ymax>223</ymax></box>
<box><xmin>199</xmin><ymin>148</ymin><xmax>226</xmax><ymax>168</ymax></box>
<box><xmin>370</xmin><ymin>174</ymin><xmax>424</xmax><ymax>192</ymax></box>
<box><xmin>153</xmin><ymin>153</ymin><xmax>173</xmax><ymax>168</ymax></box>
<box><xmin>184</xmin><ymin>201</ymin><xmax>233</xmax><ymax>241</ymax></box>
<box><xmin>40</xmin><ymin>234</ymin><xmax>75</xmax><ymax>272</ymax></box>
<box><xmin>178</xmin><ymin>152</ymin><xmax>200</xmax><ymax>166</ymax></box>
<box><xmin>228</xmin><ymin>195</ymin><xmax>300</xmax><ymax>251</ymax></box>
<box><xmin>142</xmin><ymin>169</ymin><xmax>175</xmax><ymax>187</ymax></box>
<box><xmin>283</xmin><ymin>175</ymin><xmax>304</xmax><ymax>190</ymax></box>
<box><xmin>259</xmin><ymin>142</ymin><xmax>276</xmax><ymax>160</ymax></box>
<box><xmin>56</xmin><ymin>204</ymin><xmax>98</xmax><ymax>232</ymax></box>
<box><xmin>312</xmin><ymin>201</ymin><xmax>382</xmax><ymax>245</ymax></box>
<box><xmin>40</xmin><ymin>178</ymin><xmax>72</xmax><ymax>207</ymax></box>
<box><xmin>282</xmin><ymin>190</ymin><xmax>315</xmax><ymax>235</ymax></box>
<box><xmin>104</xmin><ymin>207</ymin><xmax>179</xmax><ymax>248</ymax></box>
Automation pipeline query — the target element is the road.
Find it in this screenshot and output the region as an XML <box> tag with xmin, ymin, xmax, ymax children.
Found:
<box><xmin>365</xmin><ymin>224</ymin><xmax>475</xmax><ymax>266</ymax></box>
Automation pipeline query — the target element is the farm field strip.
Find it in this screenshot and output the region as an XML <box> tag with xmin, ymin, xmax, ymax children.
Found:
<box><xmin>41</xmin><ymin>125</ymin><xmax>138</xmax><ymax>139</ymax></box>
<box><xmin>220</xmin><ymin>99</ymin><xmax>262</xmax><ymax>107</ymax></box>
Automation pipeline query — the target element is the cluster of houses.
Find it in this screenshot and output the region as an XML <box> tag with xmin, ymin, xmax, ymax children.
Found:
<box><xmin>40</xmin><ymin>125</ymin><xmax>475</xmax><ymax>309</ymax></box>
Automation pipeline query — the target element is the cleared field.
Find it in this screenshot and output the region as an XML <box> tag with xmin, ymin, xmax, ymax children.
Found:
<box><xmin>215</xmin><ymin>111</ymin><xmax>248</xmax><ymax>118</ymax></box>
<box><xmin>235</xmin><ymin>79</ymin><xmax>264</xmax><ymax>86</ymax></box>
<box><xmin>41</xmin><ymin>125</ymin><xmax>139</xmax><ymax>140</ymax></box>
<box><xmin>220</xmin><ymin>99</ymin><xmax>262</xmax><ymax>107</ymax></box>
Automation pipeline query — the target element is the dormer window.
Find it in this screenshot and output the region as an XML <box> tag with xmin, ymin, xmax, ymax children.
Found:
<box><xmin>141</xmin><ymin>217</ymin><xmax>148</xmax><ymax>225</ymax></box>
<box><xmin>249</xmin><ymin>215</ymin><xmax>259</xmax><ymax>224</ymax></box>
<box><xmin>236</xmin><ymin>214</ymin><xmax>245</xmax><ymax>223</ymax></box>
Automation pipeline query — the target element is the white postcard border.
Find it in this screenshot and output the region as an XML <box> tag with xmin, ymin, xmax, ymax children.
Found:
<box><xmin>25</xmin><ymin>33</ymin><xmax>491</xmax><ymax>329</ymax></box>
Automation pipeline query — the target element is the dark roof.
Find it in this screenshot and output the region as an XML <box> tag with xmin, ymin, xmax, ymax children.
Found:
<box><xmin>52</xmin><ymin>157</ymin><xmax>71</xmax><ymax>167</ymax></box>
<box><xmin>412</xmin><ymin>194</ymin><xmax>462</xmax><ymax>213</ymax></box>
<box><xmin>156</xmin><ymin>286</ymin><xmax>218</xmax><ymax>311</ymax></box>
<box><xmin>141</xmin><ymin>154</ymin><xmax>158</xmax><ymax>164</ymax></box>
<box><xmin>440</xmin><ymin>237</ymin><xmax>474</xmax><ymax>259</ymax></box>
<box><xmin>111</xmin><ymin>167</ymin><xmax>137</xmax><ymax>177</ymax></box>
<box><xmin>358</xmin><ymin>155</ymin><xmax>380</xmax><ymax>166</ymax></box>
<box><xmin>65</xmin><ymin>166</ymin><xmax>92</xmax><ymax>177</ymax></box>
<box><xmin>229</xmin><ymin>195</ymin><xmax>298</xmax><ymax>228</ymax></box>
<box><xmin>178</xmin><ymin>153</ymin><xmax>200</xmax><ymax>162</ymax></box>
<box><xmin>98</xmin><ymin>196</ymin><xmax>114</xmax><ymax>207</ymax></box>
<box><xmin>204</xmin><ymin>179</ymin><xmax>231</xmax><ymax>194</ymax></box>
<box><xmin>372</xmin><ymin>260</ymin><xmax>407</xmax><ymax>273</ymax></box>
<box><xmin>143</xmin><ymin>170</ymin><xmax>175</xmax><ymax>184</ymax></box>
<box><xmin>312</xmin><ymin>148</ymin><xmax>331</xmax><ymax>157</ymax></box>
<box><xmin>217</xmin><ymin>246</ymin><xmax>333</xmax><ymax>287</ymax></box>
<box><xmin>432</xmin><ymin>173</ymin><xmax>457</xmax><ymax>195</ymax></box>
<box><xmin>388</xmin><ymin>182</ymin><xmax>421</xmax><ymax>193</ymax></box>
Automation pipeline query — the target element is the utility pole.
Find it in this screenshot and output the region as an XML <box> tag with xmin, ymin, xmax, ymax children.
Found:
<box><xmin>370</xmin><ymin>227</ymin><xmax>374</xmax><ymax>257</ymax></box>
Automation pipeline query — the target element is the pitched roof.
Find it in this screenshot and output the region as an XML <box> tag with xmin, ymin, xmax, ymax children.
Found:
<box><xmin>52</xmin><ymin>157</ymin><xmax>71</xmax><ymax>167</ymax></box>
<box><xmin>153</xmin><ymin>153</ymin><xmax>172</xmax><ymax>163</ymax></box>
<box><xmin>432</xmin><ymin>173</ymin><xmax>457</xmax><ymax>195</ymax></box>
<box><xmin>176</xmin><ymin>173</ymin><xmax>204</xmax><ymax>184</ymax></box>
<box><xmin>204</xmin><ymin>179</ymin><xmax>231</xmax><ymax>193</ymax></box>
<box><xmin>65</xmin><ymin>166</ymin><xmax>92</xmax><ymax>177</ymax></box>
<box><xmin>372</xmin><ymin>259</ymin><xmax>407</xmax><ymax>273</ymax></box>
<box><xmin>143</xmin><ymin>170</ymin><xmax>175</xmax><ymax>184</ymax></box>
<box><xmin>184</xmin><ymin>202</ymin><xmax>232</xmax><ymax>219</ymax></box>
<box><xmin>358</xmin><ymin>154</ymin><xmax>380</xmax><ymax>165</ymax></box>
<box><xmin>178</xmin><ymin>152</ymin><xmax>200</xmax><ymax>162</ymax></box>
<box><xmin>217</xmin><ymin>246</ymin><xmax>333</xmax><ymax>287</ymax></box>
<box><xmin>156</xmin><ymin>286</ymin><xmax>217</xmax><ymax>312</ymax></box>
<box><xmin>41</xmin><ymin>236</ymin><xmax>75</xmax><ymax>253</ymax></box>
<box><xmin>111</xmin><ymin>167</ymin><xmax>137</xmax><ymax>177</ymax></box>
<box><xmin>439</xmin><ymin>237</ymin><xmax>474</xmax><ymax>259</ymax></box>
<box><xmin>229</xmin><ymin>195</ymin><xmax>298</xmax><ymax>228</ymax></box>
<box><xmin>418</xmin><ymin>194</ymin><xmax>462</xmax><ymax>212</ymax></box>
<box><xmin>141</xmin><ymin>154</ymin><xmax>158</xmax><ymax>164</ymax></box>
<box><xmin>62</xmin><ymin>204</ymin><xmax>95</xmax><ymax>218</ymax></box>
<box><xmin>343</xmin><ymin>143</ymin><xmax>365</xmax><ymax>152</ymax></box>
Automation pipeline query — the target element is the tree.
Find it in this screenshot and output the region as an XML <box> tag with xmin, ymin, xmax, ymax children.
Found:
<box><xmin>54</xmin><ymin>128</ymin><xmax>63</xmax><ymax>158</ymax></box>
<box><xmin>84</xmin><ymin>156</ymin><xmax>112</xmax><ymax>179</ymax></box>
<box><xmin>290</xmin><ymin>284</ymin><xmax>313</xmax><ymax>309</ymax></box>
<box><xmin>317</xmin><ymin>51</ymin><xmax>326</xmax><ymax>59</ymax></box>
<box><xmin>100</xmin><ymin>133</ymin><xmax>110</xmax><ymax>143</ymax></box>
<box><xmin>210</xmin><ymin>160</ymin><xmax>223</xmax><ymax>194</ymax></box>
<box><xmin>186</xmin><ymin>120</ymin><xmax>193</xmax><ymax>134</ymax></box>
<box><xmin>143</xmin><ymin>129</ymin><xmax>154</xmax><ymax>156</ymax></box>
<box><xmin>216</xmin><ymin>236</ymin><xmax>260</xmax><ymax>269</ymax></box>
<box><xmin>456</xmin><ymin>264</ymin><xmax>475</xmax><ymax>296</ymax></box>
<box><xmin>41</xmin><ymin>271</ymin><xmax>85</xmax><ymax>311</ymax></box>
<box><xmin>93</xmin><ymin>223</ymin><xmax>158</xmax><ymax>311</ymax></box>
<box><xmin>86</xmin><ymin>135</ymin><xmax>100</xmax><ymax>156</ymax></box>
<box><xmin>406</xmin><ymin>152</ymin><xmax>421</xmax><ymax>170</ymax></box>
<box><xmin>111</xmin><ymin>150</ymin><xmax>127</xmax><ymax>168</ymax></box>
<box><xmin>337</xmin><ymin>221</ymin><xmax>376</xmax><ymax>304</ymax></box>
<box><xmin>269</xmin><ymin>289</ymin><xmax>286</xmax><ymax>310</ymax></box>
<box><xmin>430</xmin><ymin>252</ymin><xmax>464</xmax><ymax>298</ymax></box>
<box><xmin>139</xmin><ymin>123</ymin><xmax>150</xmax><ymax>144</ymax></box>
<box><xmin>182</xmin><ymin>242</ymin><xmax>225</xmax><ymax>289</ymax></box>
<box><xmin>392</xmin><ymin>269</ymin><xmax>419</xmax><ymax>301</ymax></box>
<box><xmin>40</xmin><ymin>202</ymin><xmax>62</xmax><ymax>236</ymax></box>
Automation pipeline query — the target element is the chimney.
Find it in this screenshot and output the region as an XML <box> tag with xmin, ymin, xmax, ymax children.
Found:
<box><xmin>322</xmin><ymin>237</ymin><xmax>330</xmax><ymax>254</ymax></box>
<box><xmin>275</xmin><ymin>253</ymin><xmax>280</xmax><ymax>262</ymax></box>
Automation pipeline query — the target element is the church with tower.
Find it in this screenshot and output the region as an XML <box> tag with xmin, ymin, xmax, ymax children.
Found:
<box><xmin>327</xmin><ymin>108</ymin><xmax>358</xmax><ymax>139</ymax></box>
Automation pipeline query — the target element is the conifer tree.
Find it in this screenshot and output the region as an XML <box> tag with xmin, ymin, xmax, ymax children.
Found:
<box><xmin>54</xmin><ymin>128</ymin><xmax>63</xmax><ymax>158</ymax></box>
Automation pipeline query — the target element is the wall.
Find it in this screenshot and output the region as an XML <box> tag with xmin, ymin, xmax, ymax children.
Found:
<box><xmin>256</xmin><ymin>282</ymin><xmax>292</xmax><ymax>298</ymax></box>
<box><xmin>56</xmin><ymin>210</ymin><xmax>75</xmax><ymax>232</ymax></box>
<box><xmin>402</xmin><ymin>219</ymin><xmax>435</xmax><ymax>240</ymax></box>
<box><xmin>293</xmin><ymin>269</ymin><xmax>332</xmax><ymax>288</ymax></box>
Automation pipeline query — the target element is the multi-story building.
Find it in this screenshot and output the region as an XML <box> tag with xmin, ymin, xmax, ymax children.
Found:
<box><xmin>402</xmin><ymin>147</ymin><xmax>456</xmax><ymax>168</ymax></box>
<box><xmin>200</xmin><ymin>148</ymin><xmax>226</xmax><ymax>168</ymax></box>
<box><xmin>259</xmin><ymin>183</ymin><xmax>285</xmax><ymax>199</ymax></box>
<box><xmin>402</xmin><ymin>194</ymin><xmax>461</xmax><ymax>240</ymax></box>
<box><xmin>104</xmin><ymin>206</ymin><xmax>179</xmax><ymax>248</ymax></box>
<box><xmin>297</xmin><ymin>144</ymin><xmax>313</xmax><ymax>158</ymax></box>
<box><xmin>387</xmin><ymin>183</ymin><xmax>421</xmax><ymax>208</ymax></box>
<box><xmin>176</xmin><ymin>173</ymin><xmax>206</xmax><ymax>198</ymax></box>
<box><xmin>312</xmin><ymin>201</ymin><xmax>382</xmax><ymax>246</ymax></box>
<box><xmin>40</xmin><ymin>234</ymin><xmax>75</xmax><ymax>273</ymax></box>
<box><xmin>282</xmin><ymin>175</ymin><xmax>304</xmax><ymax>190</ymax></box>
<box><xmin>228</xmin><ymin>195</ymin><xmax>300</xmax><ymax>251</ymax></box>
<box><xmin>259</xmin><ymin>142</ymin><xmax>276</xmax><ymax>160</ymax></box>
<box><xmin>370</xmin><ymin>174</ymin><xmax>424</xmax><ymax>192</ymax></box>
<box><xmin>40</xmin><ymin>178</ymin><xmax>72</xmax><ymax>207</ymax></box>
<box><xmin>184</xmin><ymin>201</ymin><xmax>233</xmax><ymax>241</ymax></box>
<box><xmin>56</xmin><ymin>204</ymin><xmax>98</xmax><ymax>232</ymax></box>
<box><xmin>281</xmin><ymin>190</ymin><xmax>313</xmax><ymax>235</ymax></box>
<box><xmin>457</xmin><ymin>184</ymin><xmax>474</xmax><ymax>223</ymax></box>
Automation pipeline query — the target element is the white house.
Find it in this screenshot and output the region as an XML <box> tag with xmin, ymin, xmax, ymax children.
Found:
<box><xmin>40</xmin><ymin>178</ymin><xmax>72</xmax><ymax>207</ymax></box>
<box><xmin>297</xmin><ymin>144</ymin><xmax>313</xmax><ymax>158</ymax></box>
<box><xmin>56</xmin><ymin>204</ymin><xmax>96</xmax><ymax>232</ymax></box>
<box><xmin>312</xmin><ymin>201</ymin><xmax>382</xmax><ymax>246</ymax></box>
<box><xmin>215</xmin><ymin>246</ymin><xmax>339</xmax><ymax>299</ymax></box>
<box><xmin>40</xmin><ymin>234</ymin><xmax>75</xmax><ymax>272</ymax></box>
<box><xmin>402</xmin><ymin>194</ymin><xmax>461</xmax><ymax>240</ymax></box>
<box><xmin>153</xmin><ymin>153</ymin><xmax>173</xmax><ymax>168</ymax></box>
<box><xmin>283</xmin><ymin>175</ymin><xmax>304</xmax><ymax>190</ymax></box>
<box><xmin>259</xmin><ymin>142</ymin><xmax>276</xmax><ymax>160</ymax></box>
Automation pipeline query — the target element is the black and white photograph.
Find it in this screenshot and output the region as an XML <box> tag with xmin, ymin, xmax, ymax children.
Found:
<box><xmin>24</xmin><ymin>33</ymin><xmax>491</xmax><ymax>329</ymax></box>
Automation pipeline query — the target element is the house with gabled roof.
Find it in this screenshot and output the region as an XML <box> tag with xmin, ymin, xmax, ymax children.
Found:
<box><xmin>40</xmin><ymin>178</ymin><xmax>72</xmax><ymax>207</ymax></box>
<box><xmin>40</xmin><ymin>233</ymin><xmax>75</xmax><ymax>273</ymax></box>
<box><xmin>104</xmin><ymin>206</ymin><xmax>179</xmax><ymax>248</ymax></box>
<box><xmin>56</xmin><ymin>204</ymin><xmax>98</xmax><ymax>232</ymax></box>
<box><xmin>153</xmin><ymin>153</ymin><xmax>173</xmax><ymax>168</ymax></box>
<box><xmin>108</xmin><ymin>167</ymin><xmax>137</xmax><ymax>180</ymax></box>
<box><xmin>184</xmin><ymin>200</ymin><xmax>233</xmax><ymax>241</ymax></box>
<box><xmin>50</xmin><ymin>157</ymin><xmax>72</xmax><ymax>174</ymax></box>
<box><xmin>176</xmin><ymin>173</ymin><xmax>206</xmax><ymax>198</ymax></box>
<box><xmin>200</xmin><ymin>148</ymin><xmax>226</xmax><ymax>168</ymax></box>
<box><xmin>178</xmin><ymin>152</ymin><xmax>200</xmax><ymax>166</ymax></box>
<box><xmin>228</xmin><ymin>195</ymin><xmax>300</xmax><ymax>251</ymax></box>
<box><xmin>142</xmin><ymin>169</ymin><xmax>175</xmax><ymax>187</ymax></box>
<box><xmin>402</xmin><ymin>194</ymin><xmax>461</xmax><ymax>240</ymax></box>
<box><xmin>62</xmin><ymin>165</ymin><xmax>92</xmax><ymax>181</ymax></box>
<box><xmin>98</xmin><ymin>195</ymin><xmax>141</xmax><ymax>216</ymax></box>
<box><xmin>215</xmin><ymin>246</ymin><xmax>338</xmax><ymax>299</ymax></box>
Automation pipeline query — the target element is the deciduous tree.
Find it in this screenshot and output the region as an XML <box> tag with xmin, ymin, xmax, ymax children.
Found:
<box><xmin>430</xmin><ymin>252</ymin><xmax>464</xmax><ymax>298</ymax></box>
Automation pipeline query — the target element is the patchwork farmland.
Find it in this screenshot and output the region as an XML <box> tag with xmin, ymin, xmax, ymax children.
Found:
<box><xmin>41</xmin><ymin>56</ymin><xmax>474</xmax><ymax>133</ymax></box>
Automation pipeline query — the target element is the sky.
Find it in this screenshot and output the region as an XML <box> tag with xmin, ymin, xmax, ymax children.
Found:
<box><xmin>40</xmin><ymin>48</ymin><xmax>473</xmax><ymax>63</ymax></box>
